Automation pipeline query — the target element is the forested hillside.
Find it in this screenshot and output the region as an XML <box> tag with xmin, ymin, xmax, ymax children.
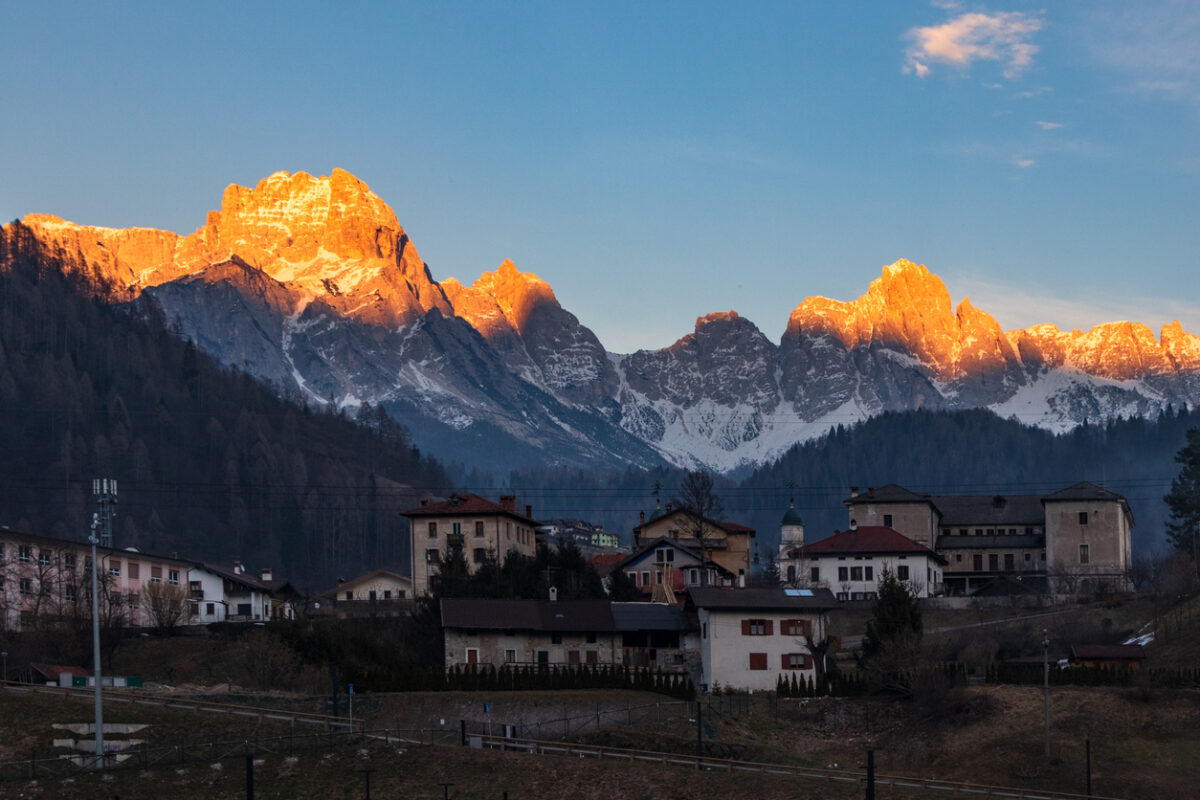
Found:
<box><xmin>0</xmin><ymin>223</ymin><xmax>449</xmax><ymax>589</ymax></box>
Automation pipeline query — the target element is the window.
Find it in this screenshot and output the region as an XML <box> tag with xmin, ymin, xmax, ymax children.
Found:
<box><xmin>986</xmin><ymin>529</ymin><xmax>995</xmax><ymax>536</ymax></box>
<box><xmin>810</xmin><ymin>566</ymin><xmax>819</xmax><ymax>583</ymax></box>
<box><xmin>641</xmin><ymin>571</ymin><xmax>650</xmax><ymax>587</ymax></box>
<box><xmin>206</xmin><ymin>602</ymin><xmax>215</xmax><ymax>616</ymax></box>
<box><xmin>838</xmin><ymin>566</ymin><xmax>848</xmax><ymax>581</ymax></box>
<box><xmin>955</xmin><ymin>553</ymin><xmax>962</xmax><ymax>562</ymax></box>
<box><xmin>688</xmin><ymin>568</ymin><xmax>700</xmax><ymax>585</ymax></box>
<box><xmin>189</xmin><ymin>580</ymin><xmax>202</xmax><ymax>593</ymax></box>
<box><xmin>1079</xmin><ymin>511</ymin><xmax>1089</xmax><ymax>525</ymax></box>
<box><xmin>748</xmin><ymin>652</ymin><xmax>768</xmax><ymax>670</ymax></box>
<box><xmin>452</xmin><ymin>522</ymin><xmax>462</xmax><ymax>536</ymax></box>
<box><xmin>466</xmin><ymin>648</ymin><xmax>479</xmax><ymax>665</ymax></box>
<box><xmin>65</xmin><ymin>585</ymin><xmax>76</xmax><ymax>602</ymax></box>
<box><xmin>883</xmin><ymin>514</ymin><xmax>893</xmax><ymax>527</ymax></box>
<box><xmin>428</xmin><ymin>522</ymin><xmax>438</xmax><ymax>538</ymax></box>
<box><xmin>18</xmin><ymin>545</ymin><xmax>31</xmax><ymax>563</ymax></box>
<box><xmin>781</xmin><ymin>619</ymin><xmax>810</xmax><ymax>637</ymax></box>
<box><xmin>1025</xmin><ymin>552</ymin><xmax>1031</xmax><ymax>562</ymax></box>
<box><xmin>850</xmin><ymin>567</ymin><xmax>863</xmax><ymax>581</ymax></box>
<box><xmin>836</xmin><ymin>592</ymin><xmax>848</xmax><ymax>600</ymax></box>
<box><xmin>586</xmin><ymin>631</ymin><xmax>597</xmax><ymax>644</ymax></box>
<box><xmin>1025</xmin><ymin>527</ymin><xmax>1033</xmax><ymax>535</ymax></box>
<box><xmin>988</xmin><ymin>554</ymin><xmax>999</xmax><ymax>571</ymax></box>
<box><xmin>655</xmin><ymin>548</ymin><xmax>674</xmax><ymax>563</ymax></box>
<box><xmin>126</xmin><ymin>562</ymin><xmax>139</xmax><ymax>579</ymax></box>
<box><xmin>655</xmin><ymin>571</ymin><xmax>663</xmax><ymax>585</ymax></box>
<box><xmin>109</xmin><ymin>560</ymin><xmax>121</xmax><ymax>577</ymax></box>
<box><xmin>702</xmin><ymin>622</ymin><xmax>708</xmax><ymax>638</ymax></box>
<box><xmin>586</xmin><ymin>650</ymin><xmax>598</xmax><ymax>665</ymax></box>
<box><xmin>19</xmin><ymin>578</ymin><xmax>32</xmax><ymax>595</ymax></box>
<box><xmin>126</xmin><ymin>593</ymin><xmax>138</xmax><ymax>608</ymax></box>
<box><xmin>1079</xmin><ymin>544</ymin><xmax>1090</xmax><ymax>564</ymax></box>
<box><xmin>473</xmin><ymin>548</ymin><xmax>486</xmax><ymax>564</ymax></box>
<box><xmin>782</xmin><ymin>653</ymin><xmax>808</xmax><ymax>670</ymax></box>
<box><xmin>864</xmin><ymin>566</ymin><xmax>874</xmax><ymax>581</ymax></box>
<box><xmin>369</xmin><ymin>590</ymin><xmax>377</xmax><ymax>602</ymax></box>
<box><xmin>63</xmin><ymin>552</ymin><xmax>75</xmax><ymax>568</ymax></box>
<box><xmin>537</xmin><ymin>650</ymin><xmax>549</xmax><ymax>665</ymax></box>
<box><xmin>568</xmin><ymin>650</ymin><xmax>580</xmax><ymax>666</ymax></box>
<box><xmin>237</xmin><ymin>603</ymin><xmax>252</xmax><ymax>616</ymax></box>
<box><xmin>627</xmin><ymin>571</ymin><xmax>638</xmax><ymax>586</ymax></box>
<box><xmin>973</xmin><ymin>555</ymin><xmax>983</xmax><ymax>571</ymax></box>
<box><xmin>897</xmin><ymin>565</ymin><xmax>910</xmax><ymax>581</ymax></box>
<box><xmin>959</xmin><ymin>529</ymin><xmax>967</xmax><ymax>536</ymax></box>
<box><xmin>345</xmin><ymin>591</ymin><xmax>354</xmax><ymax>600</ymax></box>
<box><xmin>505</xmin><ymin>649</ymin><xmax>517</xmax><ymax>663</ymax></box>
<box><xmin>551</xmin><ymin>632</ymin><xmax>562</xmax><ymax>644</ymax></box>
<box><xmin>168</xmin><ymin>569</ymin><xmax>179</xmax><ymax>585</ymax></box>
<box><xmin>425</xmin><ymin>549</ymin><xmax>440</xmax><ymax>564</ymax></box>
<box><xmin>398</xmin><ymin>590</ymin><xmax>406</xmax><ymax>598</ymax></box>
<box><xmin>475</xmin><ymin>521</ymin><xmax>485</xmax><ymax>538</ymax></box>
<box><xmin>742</xmin><ymin>619</ymin><xmax>771</xmax><ymax>635</ymax></box>
<box><xmin>38</xmin><ymin>551</ymin><xmax>51</xmax><ymax>567</ymax></box>
<box><xmin>383</xmin><ymin>590</ymin><xmax>392</xmax><ymax>600</ymax></box>
<box><xmin>975</xmin><ymin>529</ymin><xmax>983</xmax><ymax>536</ymax></box>
<box><xmin>1004</xmin><ymin>554</ymin><xmax>1015</xmax><ymax>571</ymax></box>
<box><xmin>150</xmin><ymin>565</ymin><xmax>162</xmax><ymax>583</ymax></box>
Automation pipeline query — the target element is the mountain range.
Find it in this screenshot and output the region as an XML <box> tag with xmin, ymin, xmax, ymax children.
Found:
<box><xmin>8</xmin><ymin>168</ymin><xmax>1200</xmax><ymax>473</ymax></box>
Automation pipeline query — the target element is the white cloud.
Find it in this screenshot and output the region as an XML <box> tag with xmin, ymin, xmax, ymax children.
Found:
<box><xmin>1014</xmin><ymin>86</ymin><xmax>1054</xmax><ymax>99</ymax></box>
<box><xmin>1085</xmin><ymin>3</ymin><xmax>1200</xmax><ymax>105</ymax></box>
<box><xmin>1035</xmin><ymin>120</ymin><xmax>1063</xmax><ymax>129</ymax></box>
<box><xmin>930</xmin><ymin>0</ymin><xmax>961</xmax><ymax>9</ymax></box>
<box><xmin>904</xmin><ymin>11</ymin><xmax>1043</xmax><ymax>80</ymax></box>
<box><xmin>1013</xmin><ymin>157</ymin><xmax>1036</xmax><ymax>168</ymax></box>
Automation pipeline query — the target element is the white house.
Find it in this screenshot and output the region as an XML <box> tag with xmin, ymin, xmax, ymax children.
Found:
<box><xmin>689</xmin><ymin>586</ymin><xmax>838</xmax><ymax>692</ymax></box>
<box><xmin>781</xmin><ymin>522</ymin><xmax>945</xmax><ymax>600</ymax></box>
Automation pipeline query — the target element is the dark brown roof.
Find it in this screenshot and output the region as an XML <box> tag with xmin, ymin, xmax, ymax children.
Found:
<box><xmin>633</xmin><ymin>508</ymin><xmax>755</xmax><ymax>538</ymax></box>
<box><xmin>587</xmin><ymin>553</ymin><xmax>627</xmax><ymax>578</ymax></box>
<box><xmin>320</xmin><ymin>569</ymin><xmax>411</xmax><ymax>598</ymax></box>
<box><xmin>845</xmin><ymin>485</ymin><xmax>933</xmax><ymax>506</ymax></box>
<box><xmin>1043</xmin><ymin>482</ymin><xmax>1125</xmax><ymax>503</ymax></box>
<box><xmin>194</xmin><ymin>562</ymin><xmax>272</xmax><ymax>592</ymax></box>
<box><xmin>932</xmin><ymin>494</ymin><xmax>1045</xmax><ymax>527</ymax></box>
<box><xmin>936</xmin><ymin>534</ymin><xmax>1044</xmax><ymax>550</ymax></box>
<box><xmin>1071</xmin><ymin>644</ymin><xmax>1146</xmax><ymax>661</ymax></box>
<box><xmin>791</xmin><ymin>526</ymin><xmax>946</xmax><ymax>564</ymax></box>
<box><xmin>687</xmin><ymin>586</ymin><xmax>838</xmax><ymax>611</ymax></box>
<box><xmin>440</xmin><ymin>598</ymin><xmax>615</xmax><ymax>631</ymax></box>
<box><xmin>402</xmin><ymin>493</ymin><xmax>536</xmax><ymax>523</ymax></box>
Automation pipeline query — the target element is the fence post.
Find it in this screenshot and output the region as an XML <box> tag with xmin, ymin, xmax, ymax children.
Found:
<box><xmin>866</xmin><ymin>749</ymin><xmax>875</xmax><ymax>800</ymax></box>
<box><xmin>245</xmin><ymin>752</ymin><xmax>254</xmax><ymax>800</ymax></box>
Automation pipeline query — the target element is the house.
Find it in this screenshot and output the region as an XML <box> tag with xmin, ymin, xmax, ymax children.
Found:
<box><xmin>633</xmin><ymin>502</ymin><xmax>755</xmax><ymax>585</ymax></box>
<box><xmin>188</xmin><ymin>562</ymin><xmax>288</xmax><ymax>623</ymax></box>
<box><xmin>319</xmin><ymin>569</ymin><xmax>412</xmax><ymax>618</ymax></box>
<box><xmin>441</xmin><ymin>595</ymin><xmax>617</xmax><ymax>669</ymax></box>
<box><xmin>689</xmin><ymin>586</ymin><xmax>838</xmax><ymax>693</ymax></box>
<box><xmin>0</xmin><ymin>526</ymin><xmax>192</xmax><ymax>632</ymax></box>
<box><xmin>537</xmin><ymin>518</ymin><xmax>625</xmax><ymax>555</ymax></box>
<box><xmin>843</xmin><ymin>482</ymin><xmax>1133</xmax><ymax>595</ymax></box>
<box><xmin>1069</xmin><ymin>643</ymin><xmax>1146</xmax><ymax>672</ymax></box>
<box><xmin>780</xmin><ymin>521</ymin><xmax>945</xmax><ymax>600</ymax></box>
<box><xmin>403</xmin><ymin>494</ymin><xmax>539</xmax><ymax>597</ymax></box>
<box><xmin>611</xmin><ymin>601</ymin><xmax>698</xmax><ymax>672</ymax></box>
<box><xmin>615</xmin><ymin>537</ymin><xmax>736</xmax><ymax>602</ymax></box>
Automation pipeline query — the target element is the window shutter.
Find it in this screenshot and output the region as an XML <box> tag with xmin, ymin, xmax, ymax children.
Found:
<box><xmin>764</xmin><ymin>620</ymin><xmax>774</xmax><ymax>635</ymax></box>
<box><xmin>781</xmin><ymin>653</ymin><xmax>789</xmax><ymax>669</ymax></box>
<box><xmin>741</xmin><ymin>619</ymin><xmax>750</xmax><ymax>635</ymax></box>
<box><xmin>803</xmin><ymin>619</ymin><xmax>812</xmax><ymax>638</ymax></box>
<box><xmin>802</xmin><ymin>654</ymin><xmax>810</xmax><ymax>669</ymax></box>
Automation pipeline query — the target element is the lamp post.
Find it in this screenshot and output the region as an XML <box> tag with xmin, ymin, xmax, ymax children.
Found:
<box><xmin>1042</xmin><ymin>627</ymin><xmax>1050</xmax><ymax>762</ymax></box>
<box><xmin>2</xmin><ymin>651</ymin><xmax>7</xmax><ymax>685</ymax></box>
<box><xmin>89</xmin><ymin>513</ymin><xmax>105</xmax><ymax>767</ymax></box>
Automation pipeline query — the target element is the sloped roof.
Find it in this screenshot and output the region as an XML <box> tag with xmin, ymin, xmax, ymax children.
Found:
<box><xmin>1043</xmin><ymin>482</ymin><xmax>1125</xmax><ymax>503</ymax></box>
<box><xmin>687</xmin><ymin>586</ymin><xmax>838</xmax><ymax>611</ymax></box>
<box><xmin>618</xmin><ymin>537</ymin><xmax>735</xmax><ymax>577</ymax></box>
<box><xmin>633</xmin><ymin>508</ymin><xmax>756</xmax><ymax>538</ymax></box>
<box><xmin>781</xmin><ymin>503</ymin><xmax>804</xmax><ymax>526</ymax></box>
<box><xmin>194</xmin><ymin>562</ymin><xmax>272</xmax><ymax>592</ymax></box>
<box><xmin>401</xmin><ymin>493</ymin><xmax>536</xmax><ymax>523</ymax></box>
<box><xmin>790</xmin><ymin>526</ymin><xmax>946</xmax><ymax>563</ymax></box>
<box><xmin>844</xmin><ymin>485</ymin><xmax>933</xmax><ymax>505</ymax></box>
<box><xmin>932</xmin><ymin>494</ymin><xmax>1045</xmax><ymax>527</ymax></box>
<box><xmin>587</xmin><ymin>553</ymin><xmax>627</xmax><ymax>578</ymax></box>
<box><xmin>320</xmin><ymin>569</ymin><xmax>411</xmax><ymax>598</ymax></box>
<box><xmin>440</xmin><ymin>598</ymin><xmax>615</xmax><ymax>631</ymax></box>
<box><xmin>610</xmin><ymin>602</ymin><xmax>693</xmax><ymax>631</ymax></box>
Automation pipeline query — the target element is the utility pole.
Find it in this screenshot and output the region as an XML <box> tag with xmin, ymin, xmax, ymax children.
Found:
<box><xmin>92</xmin><ymin>479</ymin><xmax>117</xmax><ymax>548</ymax></box>
<box><xmin>89</xmin><ymin>512</ymin><xmax>104</xmax><ymax>768</ymax></box>
<box><xmin>1042</xmin><ymin>627</ymin><xmax>1050</xmax><ymax>762</ymax></box>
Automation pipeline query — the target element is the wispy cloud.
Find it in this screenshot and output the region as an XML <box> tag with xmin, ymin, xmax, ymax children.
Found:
<box><xmin>1034</xmin><ymin>120</ymin><xmax>1063</xmax><ymax>130</ymax></box>
<box><xmin>1013</xmin><ymin>157</ymin><xmax>1036</xmax><ymax>168</ymax></box>
<box><xmin>1085</xmin><ymin>3</ymin><xmax>1200</xmax><ymax>105</ymax></box>
<box><xmin>946</xmin><ymin>275</ymin><xmax>1200</xmax><ymax>337</ymax></box>
<box><xmin>1014</xmin><ymin>86</ymin><xmax>1053</xmax><ymax>99</ymax></box>
<box><xmin>904</xmin><ymin>11</ymin><xmax>1044</xmax><ymax>80</ymax></box>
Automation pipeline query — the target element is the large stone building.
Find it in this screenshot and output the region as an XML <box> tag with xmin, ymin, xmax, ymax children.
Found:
<box><xmin>779</xmin><ymin>521</ymin><xmax>946</xmax><ymax>600</ymax></box>
<box><xmin>842</xmin><ymin>482</ymin><xmax>1133</xmax><ymax>595</ymax></box>
<box><xmin>402</xmin><ymin>494</ymin><xmax>539</xmax><ymax>597</ymax></box>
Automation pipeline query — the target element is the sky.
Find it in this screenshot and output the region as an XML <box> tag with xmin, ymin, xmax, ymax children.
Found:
<box><xmin>2</xmin><ymin>1</ymin><xmax>1199</xmax><ymax>353</ymax></box>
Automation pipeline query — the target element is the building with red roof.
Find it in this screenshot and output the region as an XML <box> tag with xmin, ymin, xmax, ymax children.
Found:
<box><xmin>780</xmin><ymin>521</ymin><xmax>946</xmax><ymax>600</ymax></box>
<box><xmin>402</xmin><ymin>494</ymin><xmax>538</xmax><ymax>597</ymax></box>
<box><xmin>632</xmin><ymin>502</ymin><xmax>755</xmax><ymax>586</ymax></box>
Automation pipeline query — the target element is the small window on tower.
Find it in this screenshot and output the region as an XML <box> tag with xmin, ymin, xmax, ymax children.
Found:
<box><xmin>883</xmin><ymin>514</ymin><xmax>893</xmax><ymax>527</ymax></box>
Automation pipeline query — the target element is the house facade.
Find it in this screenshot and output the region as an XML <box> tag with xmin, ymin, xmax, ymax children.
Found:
<box><xmin>319</xmin><ymin>569</ymin><xmax>412</xmax><ymax>618</ymax></box>
<box><xmin>844</xmin><ymin>482</ymin><xmax>1133</xmax><ymax>595</ymax></box>
<box><xmin>188</xmin><ymin>562</ymin><xmax>285</xmax><ymax>623</ymax></box>
<box><xmin>633</xmin><ymin>504</ymin><xmax>755</xmax><ymax>585</ymax></box>
<box><xmin>0</xmin><ymin>526</ymin><xmax>191</xmax><ymax>632</ymax></box>
<box><xmin>616</xmin><ymin>537</ymin><xmax>735</xmax><ymax>602</ymax></box>
<box><xmin>403</xmin><ymin>494</ymin><xmax>539</xmax><ymax>597</ymax></box>
<box><xmin>689</xmin><ymin>587</ymin><xmax>837</xmax><ymax>692</ymax></box>
<box><xmin>780</xmin><ymin>522</ymin><xmax>945</xmax><ymax>600</ymax></box>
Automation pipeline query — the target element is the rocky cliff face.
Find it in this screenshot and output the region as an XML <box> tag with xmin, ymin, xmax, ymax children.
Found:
<box><xmin>7</xmin><ymin>170</ymin><xmax>1200</xmax><ymax>473</ymax></box>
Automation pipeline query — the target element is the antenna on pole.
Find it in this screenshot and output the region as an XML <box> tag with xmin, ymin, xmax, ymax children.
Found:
<box><xmin>92</xmin><ymin>479</ymin><xmax>117</xmax><ymax>549</ymax></box>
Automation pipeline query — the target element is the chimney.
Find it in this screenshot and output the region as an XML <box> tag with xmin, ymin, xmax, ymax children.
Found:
<box><xmin>420</xmin><ymin>498</ymin><xmax>428</xmax><ymax>507</ymax></box>
<box><xmin>666</xmin><ymin>502</ymin><xmax>673</xmax><ymax>512</ymax></box>
<box><xmin>260</xmin><ymin>567</ymin><xmax>273</xmax><ymax>582</ymax></box>
<box><xmin>849</xmin><ymin>519</ymin><xmax>858</xmax><ymax>531</ymax></box>
<box><xmin>867</xmin><ymin>487</ymin><xmax>874</xmax><ymax>498</ymax></box>
<box><xmin>549</xmin><ymin>586</ymin><xmax>558</xmax><ymax>602</ymax></box>
<box><xmin>525</xmin><ymin>504</ymin><xmax>533</xmax><ymax>519</ymax></box>
<box><xmin>499</xmin><ymin>495</ymin><xmax>516</xmax><ymax>511</ymax></box>
<box><xmin>850</xmin><ymin>486</ymin><xmax>859</xmax><ymax>498</ymax></box>
<box><xmin>171</xmin><ymin>552</ymin><xmax>178</xmax><ymax>560</ymax></box>
<box><xmin>233</xmin><ymin>561</ymin><xmax>244</xmax><ymax>575</ymax></box>
<box><xmin>639</xmin><ymin>511</ymin><xmax>645</xmax><ymax>524</ymax></box>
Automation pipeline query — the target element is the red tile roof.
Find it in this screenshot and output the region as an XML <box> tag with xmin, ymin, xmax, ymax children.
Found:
<box><xmin>790</xmin><ymin>526</ymin><xmax>943</xmax><ymax>561</ymax></box>
<box><xmin>401</xmin><ymin>493</ymin><xmax>535</xmax><ymax>522</ymax></box>
<box><xmin>587</xmin><ymin>553</ymin><xmax>627</xmax><ymax>577</ymax></box>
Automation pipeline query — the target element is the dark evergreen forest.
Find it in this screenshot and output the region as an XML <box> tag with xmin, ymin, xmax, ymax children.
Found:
<box><xmin>0</xmin><ymin>223</ymin><xmax>449</xmax><ymax>590</ymax></box>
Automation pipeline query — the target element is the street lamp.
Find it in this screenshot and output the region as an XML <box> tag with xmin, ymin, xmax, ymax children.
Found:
<box><xmin>89</xmin><ymin>513</ymin><xmax>105</xmax><ymax>768</ymax></box>
<box><xmin>2</xmin><ymin>651</ymin><xmax>7</xmax><ymax>685</ymax></box>
<box><xmin>1042</xmin><ymin>627</ymin><xmax>1050</xmax><ymax>761</ymax></box>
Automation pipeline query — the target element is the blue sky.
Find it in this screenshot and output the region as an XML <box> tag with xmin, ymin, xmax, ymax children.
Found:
<box><xmin>3</xmin><ymin>1</ymin><xmax>1198</xmax><ymax>352</ymax></box>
